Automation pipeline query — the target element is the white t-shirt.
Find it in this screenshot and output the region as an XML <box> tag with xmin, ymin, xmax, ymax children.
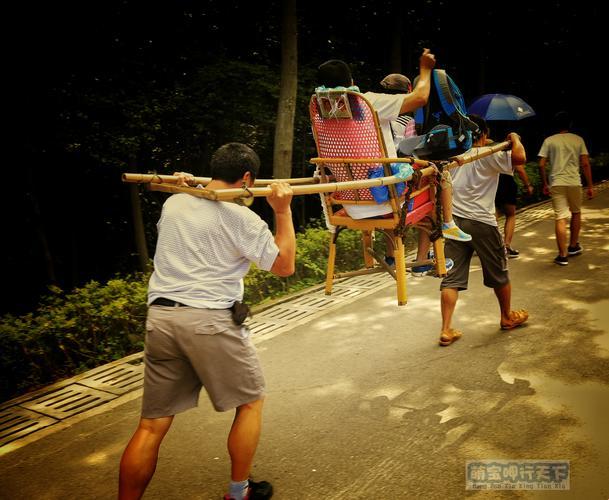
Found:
<box><xmin>364</xmin><ymin>92</ymin><xmax>404</xmax><ymax>158</ymax></box>
<box><xmin>148</xmin><ymin>193</ymin><xmax>279</xmax><ymax>309</ymax></box>
<box><xmin>342</xmin><ymin>92</ymin><xmax>404</xmax><ymax>219</ymax></box>
<box><xmin>537</xmin><ymin>132</ymin><xmax>589</xmax><ymax>186</ymax></box>
<box><xmin>451</xmin><ymin>149</ymin><xmax>514</xmax><ymax>227</ymax></box>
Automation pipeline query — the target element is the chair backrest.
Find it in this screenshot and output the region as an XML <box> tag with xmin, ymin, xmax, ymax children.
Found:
<box><xmin>310</xmin><ymin>90</ymin><xmax>388</xmax><ymax>203</ymax></box>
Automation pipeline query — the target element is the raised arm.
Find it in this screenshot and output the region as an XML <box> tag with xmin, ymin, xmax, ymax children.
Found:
<box><xmin>507</xmin><ymin>132</ymin><xmax>526</xmax><ymax>166</ymax></box>
<box><xmin>267</xmin><ymin>182</ymin><xmax>296</xmax><ymax>277</ymax></box>
<box><xmin>399</xmin><ymin>48</ymin><xmax>436</xmax><ymax>115</ymax></box>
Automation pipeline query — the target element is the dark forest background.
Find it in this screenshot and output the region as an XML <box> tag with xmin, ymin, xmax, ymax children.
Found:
<box><xmin>4</xmin><ymin>0</ymin><xmax>606</xmax><ymax>316</ymax></box>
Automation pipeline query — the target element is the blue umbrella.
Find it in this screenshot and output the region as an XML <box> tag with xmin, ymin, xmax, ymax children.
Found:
<box><xmin>468</xmin><ymin>93</ymin><xmax>535</xmax><ymax>121</ymax></box>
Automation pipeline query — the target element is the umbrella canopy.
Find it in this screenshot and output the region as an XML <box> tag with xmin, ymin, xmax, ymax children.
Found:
<box><xmin>468</xmin><ymin>93</ymin><xmax>536</xmax><ymax>121</ymax></box>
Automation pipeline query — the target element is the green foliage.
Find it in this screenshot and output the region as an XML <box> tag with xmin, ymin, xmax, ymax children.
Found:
<box><xmin>514</xmin><ymin>162</ymin><xmax>546</xmax><ymax>207</ymax></box>
<box><xmin>1</xmin><ymin>220</ymin><xmax>377</xmax><ymax>400</ymax></box>
<box><xmin>0</xmin><ymin>213</ymin><xmax>446</xmax><ymax>401</ymax></box>
<box><xmin>590</xmin><ymin>153</ymin><xmax>609</xmax><ymax>182</ymax></box>
<box><xmin>243</xmin><ymin>221</ymin><xmax>366</xmax><ymax>304</ymax></box>
<box><xmin>0</xmin><ymin>276</ymin><xmax>149</xmax><ymax>401</ymax></box>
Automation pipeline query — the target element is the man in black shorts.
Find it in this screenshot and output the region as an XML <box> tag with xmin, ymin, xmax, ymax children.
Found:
<box><xmin>495</xmin><ymin>166</ymin><xmax>534</xmax><ymax>258</ymax></box>
<box><xmin>438</xmin><ymin>116</ymin><xmax>529</xmax><ymax>346</ymax></box>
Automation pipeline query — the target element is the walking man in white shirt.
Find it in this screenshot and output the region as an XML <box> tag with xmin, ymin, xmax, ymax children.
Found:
<box><xmin>538</xmin><ymin>111</ymin><xmax>594</xmax><ymax>265</ymax></box>
<box><xmin>438</xmin><ymin>115</ymin><xmax>529</xmax><ymax>346</ymax></box>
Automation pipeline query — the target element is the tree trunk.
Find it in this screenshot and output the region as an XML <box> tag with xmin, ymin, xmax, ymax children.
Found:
<box><xmin>128</xmin><ymin>159</ymin><xmax>150</xmax><ymax>271</ymax></box>
<box><xmin>272</xmin><ymin>0</ymin><xmax>298</xmax><ymax>180</ymax></box>
<box><xmin>26</xmin><ymin>166</ymin><xmax>57</xmax><ymax>284</ymax></box>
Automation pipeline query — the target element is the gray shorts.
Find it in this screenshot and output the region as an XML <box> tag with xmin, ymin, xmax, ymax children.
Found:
<box><xmin>141</xmin><ymin>305</ymin><xmax>266</xmax><ymax>417</ymax></box>
<box><xmin>440</xmin><ymin>216</ymin><xmax>509</xmax><ymax>291</ymax></box>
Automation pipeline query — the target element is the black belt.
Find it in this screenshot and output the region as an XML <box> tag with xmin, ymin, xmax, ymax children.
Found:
<box><xmin>151</xmin><ymin>297</ymin><xmax>186</xmax><ymax>307</ymax></box>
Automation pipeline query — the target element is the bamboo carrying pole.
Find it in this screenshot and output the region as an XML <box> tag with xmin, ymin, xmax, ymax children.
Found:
<box><xmin>121</xmin><ymin>173</ymin><xmax>318</xmax><ymax>186</ymax></box>
<box><xmin>121</xmin><ymin>141</ymin><xmax>511</xmax><ymax>203</ymax></box>
<box><xmin>445</xmin><ymin>141</ymin><xmax>511</xmax><ymax>169</ymax></box>
<box><xmin>144</xmin><ymin>166</ymin><xmax>437</xmax><ymax>203</ymax></box>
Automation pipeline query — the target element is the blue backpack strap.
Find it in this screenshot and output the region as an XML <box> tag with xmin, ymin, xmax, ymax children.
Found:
<box><xmin>433</xmin><ymin>69</ymin><xmax>478</xmax><ymax>135</ymax></box>
<box><xmin>434</xmin><ymin>70</ymin><xmax>466</xmax><ymax>121</ymax></box>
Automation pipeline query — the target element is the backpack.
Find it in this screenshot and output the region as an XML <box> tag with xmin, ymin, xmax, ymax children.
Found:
<box><xmin>406</xmin><ymin>69</ymin><xmax>479</xmax><ymax>160</ymax></box>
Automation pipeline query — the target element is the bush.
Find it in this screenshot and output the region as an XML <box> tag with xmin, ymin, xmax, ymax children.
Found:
<box><xmin>0</xmin><ymin>277</ymin><xmax>149</xmax><ymax>401</ymax></box>
<box><xmin>243</xmin><ymin>221</ymin><xmax>367</xmax><ymax>305</ymax></box>
<box><xmin>0</xmin><ymin>219</ymin><xmax>422</xmax><ymax>400</ymax></box>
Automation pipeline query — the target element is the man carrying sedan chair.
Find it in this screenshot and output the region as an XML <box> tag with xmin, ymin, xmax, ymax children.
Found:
<box><xmin>438</xmin><ymin>115</ymin><xmax>529</xmax><ymax>346</ymax></box>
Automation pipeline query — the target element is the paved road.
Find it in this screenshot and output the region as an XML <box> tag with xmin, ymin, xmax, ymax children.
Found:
<box><xmin>2</xmin><ymin>188</ymin><xmax>608</xmax><ymax>500</ymax></box>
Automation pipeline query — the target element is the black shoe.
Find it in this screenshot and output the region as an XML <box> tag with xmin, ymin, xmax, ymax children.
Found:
<box><xmin>247</xmin><ymin>480</ymin><xmax>274</xmax><ymax>500</ymax></box>
<box><xmin>554</xmin><ymin>255</ymin><xmax>568</xmax><ymax>266</ymax></box>
<box><xmin>567</xmin><ymin>243</ymin><xmax>583</xmax><ymax>256</ymax></box>
<box><xmin>505</xmin><ymin>246</ymin><xmax>519</xmax><ymax>258</ymax></box>
<box><xmin>224</xmin><ymin>480</ymin><xmax>273</xmax><ymax>500</ymax></box>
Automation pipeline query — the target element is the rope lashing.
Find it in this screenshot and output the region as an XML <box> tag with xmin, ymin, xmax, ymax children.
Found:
<box><xmin>395</xmin><ymin>168</ymin><xmax>423</xmax><ymax>239</ymax></box>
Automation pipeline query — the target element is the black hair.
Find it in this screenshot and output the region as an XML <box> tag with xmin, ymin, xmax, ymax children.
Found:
<box><xmin>468</xmin><ymin>114</ymin><xmax>489</xmax><ymax>141</ymax></box>
<box><xmin>553</xmin><ymin>111</ymin><xmax>571</xmax><ymax>131</ymax></box>
<box><xmin>210</xmin><ymin>143</ymin><xmax>260</xmax><ymax>183</ymax></box>
<box><xmin>317</xmin><ymin>59</ymin><xmax>352</xmax><ymax>88</ymax></box>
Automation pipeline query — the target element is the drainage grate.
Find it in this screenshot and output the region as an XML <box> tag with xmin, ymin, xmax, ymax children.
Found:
<box><xmin>330</xmin><ymin>287</ymin><xmax>370</xmax><ymax>299</ymax></box>
<box><xmin>78</xmin><ymin>363</ymin><xmax>144</xmax><ymax>395</ymax></box>
<box><xmin>288</xmin><ymin>295</ymin><xmax>337</xmax><ymax>309</ymax></box>
<box><xmin>20</xmin><ymin>386</ymin><xmax>117</xmax><ymax>420</ymax></box>
<box><xmin>342</xmin><ymin>275</ymin><xmax>388</xmax><ymax>288</ymax></box>
<box><xmin>255</xmin><ymin>305</ymin><xmax>315</xmax><ymax>323</ymax></box>
<box><xmin>247</xmin><ymin>320</ymin><xmax>285</xmax><ymax>337</ymax></box>
<box><xmin>0</xmin><ymin>407</ymin><xmax>57</xmax><ymax>447</ymax></box>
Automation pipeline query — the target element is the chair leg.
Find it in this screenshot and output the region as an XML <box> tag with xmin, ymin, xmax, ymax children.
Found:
<box><xmin>395</xmin><ymin>237</ymin><xmax>407</xmax><ymax>305</ymax></box>
<box><xmin>325</xmin><ymin>233</ymin><xmax>337</xmax><ymax>295</ymax></box>
<box><xmin>433</xmin><ymin>237</ymin><xmax>447</xmax><ymax>277</ymax></box>
<box><xmin>362</xmin><ymin>231</ymin><xmax>375</xmax><ymax>268</ymax></box>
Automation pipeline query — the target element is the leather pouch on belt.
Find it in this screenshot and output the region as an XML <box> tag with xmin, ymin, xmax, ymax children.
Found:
<box><xmin>230</xmin><ymin>301</ymin><xmax>252</xmax><ymax>325</ymax></box>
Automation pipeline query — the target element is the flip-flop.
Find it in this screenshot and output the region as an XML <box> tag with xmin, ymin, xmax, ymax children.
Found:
<box><xmin>500</xmin><ymin>309</ymin><xmax>529</xmax><ymax>330</ymax></box>
<box><xmin>439</xmin><ymin>328</ymin><xmax>463</xmax><ymax>346</ymax></box>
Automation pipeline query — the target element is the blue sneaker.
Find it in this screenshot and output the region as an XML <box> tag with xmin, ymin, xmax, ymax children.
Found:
<box><xmin>384</xmin><ymin>256</ymin><xmax>396</xmax><ymax>267</ymax></box>
<box><xmin>412</xmin><ymin>258</ymin><xmax>454</xmax><ymax>277</ymax></box>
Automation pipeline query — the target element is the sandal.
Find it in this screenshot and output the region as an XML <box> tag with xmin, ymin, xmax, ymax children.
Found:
<box><xmin>500</xmin><ymin>309</ymin><xmax>529</xmax><ymax>330</ymax></box>
<box><xmin>439</xmin><ymin>328</ymin><xmax>462</xmax><ymax>346</ymax></box>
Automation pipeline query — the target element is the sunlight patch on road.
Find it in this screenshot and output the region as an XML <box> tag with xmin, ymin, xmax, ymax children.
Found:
<box><xmin>436</xmin><ymin>385</ymin><xmax>505</xmax><ymax>424</ymax></box>
<box><xmin>364</xmin><ymin>386</ymin><xmax>405</xmax><ymax>402</ymax></box>
<box><xmin>576</xmin><ymin>299</ymin><xmax>609</xmax><ymax>357</ymax></box>
<box><xmin>440</xmin><ymin>422</ymin><xmax>475</xmax><ymax>449</ymax></box>
<box><xmin>83</xmin><ymin>442</ymin><xmax>124</xmax><ymax>466</ymax></box>
<box><xmin>310</xmin><ymin>379</ymin><xmax>355</xmax><ymax>397</ymax></box>
<box><xmin>498</xmin><ymin>365</ymin><xmax>609</xmax><ymax>443</ymax></box>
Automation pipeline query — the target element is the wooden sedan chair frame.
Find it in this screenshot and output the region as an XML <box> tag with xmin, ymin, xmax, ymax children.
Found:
<box><xmin>309</xmin><ymin>89</ymin><xmax>446</xmax><ymax>306</ymax></box>
<box><xmin>122</xmin><ymin>90</ymin><xmax>511</xmax><ymax>308</ymax></box>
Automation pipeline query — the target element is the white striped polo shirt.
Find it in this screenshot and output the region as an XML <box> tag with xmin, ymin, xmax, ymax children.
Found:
<box><xmin>148</xmin><ymin>193</ymin><xmax>279</xmax><ymax>309</ymax></box>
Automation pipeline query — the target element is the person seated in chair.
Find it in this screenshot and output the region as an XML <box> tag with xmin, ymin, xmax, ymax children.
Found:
<box><xmin>316</xmin><ymin>51</ymin><xmax>469</xmax><ymax>275</ymax></box>
<box><xmin>379</xmin><ymin>72</ymin><xmax>471</xmax><ymax>275</ymax></box>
